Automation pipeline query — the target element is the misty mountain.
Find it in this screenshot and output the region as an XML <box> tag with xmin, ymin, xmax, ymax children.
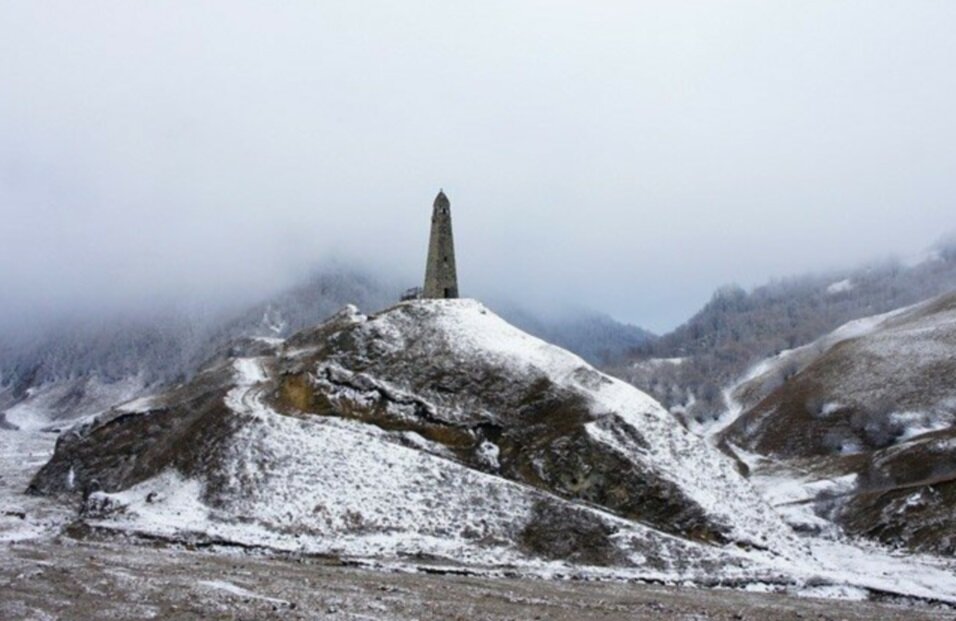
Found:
<box><xmin>0</xmin><ymin>267</ymin><xmax>651</xmax><ymax>429</ymax></box>
<box><xmin>0</xmin><ymin>270</ymin><xmax>396</xmax><ymax>391</ymax></box>
<box><xmin>612</xmin><ymin>237</ymin><xmax>956</xmax><ymax>423</ymax></box>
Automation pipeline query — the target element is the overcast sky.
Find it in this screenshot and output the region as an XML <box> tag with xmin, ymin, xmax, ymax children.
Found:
<box><xmin>2</xmin><ymin>2</ymin><xmax>955</xmax><ymax>332</ymax></box>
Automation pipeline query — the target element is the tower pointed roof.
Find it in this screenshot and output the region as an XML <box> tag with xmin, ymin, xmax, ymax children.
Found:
<box><xmin>433</xmin><ymin>189</ymin><xmax>450</xmax><ymax>210</ymax></box>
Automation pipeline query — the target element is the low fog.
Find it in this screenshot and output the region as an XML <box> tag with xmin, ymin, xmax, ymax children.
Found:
<box><xmin>2</xmin><ymin>2</ymin><xmax>955</xmax><ymax>333</ymax></box>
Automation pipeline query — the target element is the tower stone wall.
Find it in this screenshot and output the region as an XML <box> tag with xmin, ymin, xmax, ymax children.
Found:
<box><xmin>423</xmin><ymin>190</ymin><xmax>459</xmax><ymax>299</ymax></box>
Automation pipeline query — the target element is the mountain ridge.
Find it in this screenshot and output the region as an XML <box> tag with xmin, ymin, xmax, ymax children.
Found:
<box><xmin>613</xmin><ymin>238</ymin><xmax>956</xmax><ymax>424</ymax></box>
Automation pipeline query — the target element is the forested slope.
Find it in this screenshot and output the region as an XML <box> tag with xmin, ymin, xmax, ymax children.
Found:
<box><xmin>612</xmin><ymin>239</ymin><xmax>956</xmax><ymax>423</ymax></box>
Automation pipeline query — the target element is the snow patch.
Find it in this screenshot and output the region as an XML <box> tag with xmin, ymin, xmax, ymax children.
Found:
<box><xmin>820</xmin><ymin>402</ymin><xmax>842</xmax><ymax>416</ymax></box>
<box><xmin>891</xmin><ymin>410</ymin><xmax>954</xmax><ymax>442</ymax></box>
<box><xmin>632</xmin><ymin>357</ymin><xmax>685</xmax><ymax>369</ymax></box>
<box><xmin>797</xmin><ymin>584</ymin><xmax>868</xmax><ymax>601</ymax></box>
<box><xmin>199</xmin><ymin>580</ymin><xmax>288</xmax><ymax>604</ymax></box>
<box><xmin>233</xmin><ymin>358</ymin><xmax>267</xmax><ymax>385</ymax></box>
<box><xmin>476</xmin><ymin>440</ymin><xmax>500</xmax><ymax>470</ymax></box>
<box><xmin>826</xmin><ymin>279</ymin><xmax>854</xmax><ymax>295</ymax></box>
<box><xmin>87</xmin><ymin>471</ymin><xmax>210</xmax><ymax>534</ymax></box>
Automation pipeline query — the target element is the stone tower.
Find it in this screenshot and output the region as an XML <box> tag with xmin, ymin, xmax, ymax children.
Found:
<box><xmin>423</xmin><ymin>190</ymin><xmax>459</xmax><ymax>299</ymax></box>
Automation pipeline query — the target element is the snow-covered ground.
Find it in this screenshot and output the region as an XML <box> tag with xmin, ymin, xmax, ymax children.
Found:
<box><xmin>732</xmin><ymin>446</ymin><xmax>956</xmax><ymax>602</ymax></box>
<box><xmin>0</xmin><ymin>429</ymin><xmax>74</xmax><ymax>542</ymax></box>
<box><xmin>4</xmin><ymin>536</ymin><xmax>948</xmax><ymax>621</ymax></box>
<box><xmin>3</xmin><ymin>418</ymin><xmax>956</xmax><ymax>610</ymax></box>
<box><xmin>4</xmin><ymin>299</ymin><xmax>956</xmax><ymax>609</ymax></box>
<box><xmin>826</xmin><ymin>279</ymin><xmax>855</xmax><ymax>295</ymax></box>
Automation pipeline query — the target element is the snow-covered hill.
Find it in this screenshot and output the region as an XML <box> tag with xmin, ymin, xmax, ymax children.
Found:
<box><xmin>23</xmin><ymin>299</ymin><xmax>956</xmax><ymax>601</ymax></box>
<box><xmin>717</xmin><ymin>291</ymin><xmax>956</xmax><ymax>554</ymax></box>
<box><xmin>723</xmin><ymin>292</ymin><xmax>956</xmax><ymax>457</ymax></box>
<box><xmin>30</xmin><ymin>301</ymin><xmax>788</xmax><ymax>561</ymax></box>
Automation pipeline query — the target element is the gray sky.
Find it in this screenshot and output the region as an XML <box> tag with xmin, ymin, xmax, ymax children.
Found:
<box><xmin>2</xmin><ymin>2</ymin><xmax>955</xmax><ymax>332</ymax></box>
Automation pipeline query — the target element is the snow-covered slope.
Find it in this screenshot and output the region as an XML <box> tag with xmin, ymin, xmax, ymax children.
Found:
<box><xmin>716</xmin><ymin>291</ymin><xmax>956</xmax><ymax>554</ymax></box>
<box><xmin>0</xmin><ymin>374</ymin><xmax>147</xmax><ymax>431</ymax></box>
<box><xmin>25</xmin><ymin>300</ymin><xmax>956</xmax><ymax>600</ymax></box>
<box><xmin>32</xmin><ymin>301</ymin><xmax>790</xmax><ymax>556</ymax></box>
<box><xmin>722</xmin><ymin>292</ymin><xmax>956</xmax><ymax>458</ymax></box>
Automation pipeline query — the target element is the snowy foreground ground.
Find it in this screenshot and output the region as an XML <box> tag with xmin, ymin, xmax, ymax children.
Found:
<box><xmin>2</xmin><ymin>430</ymin><xmax>954</xmax><ymax>620</ymax></box>
<box><xmin>3</xmin><ymin>537</ymin><xmax>950</xmax><ymax>621</ymax></box>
